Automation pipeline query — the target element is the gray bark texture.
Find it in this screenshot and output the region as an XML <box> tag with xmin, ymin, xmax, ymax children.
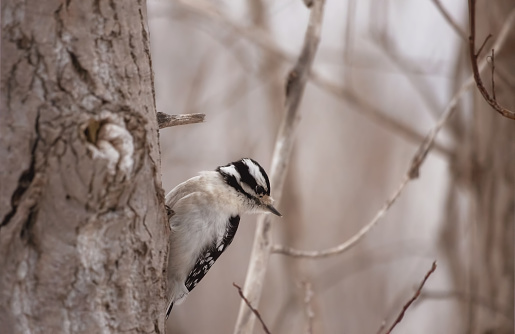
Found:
<box><xmin>0</xmin><ymin>0</ymin><xmax>168</xmax><ymax>333</ymax></box>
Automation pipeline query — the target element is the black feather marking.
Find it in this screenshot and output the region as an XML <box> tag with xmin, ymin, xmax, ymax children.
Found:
<box><xmin>184</xmin><ymin>216</ymin><xmax>240</xmax><ymax>292</ymax></box>
<box><xmin>217</xmin><ymin>158</ymin><xmax>271</xmax><ymax>197</ymax></box>
<box><xmin>233</xmin><ymin>160</ymin><xmax>259</xmax><ymax>193</ymax></box>
<box><xmin>249</xmin><ymin>158</ymin><xmax>270</xmax><ymax>195</ymax></box>
<box><xmin>216</xmin><ymin>167</ymin><xmax>254</xmax><ymax>200</ymax></box>
<box><xmin>166</xmin><ymin>302</ymin><xmax>174</xmax><ymax>319</ymax></box>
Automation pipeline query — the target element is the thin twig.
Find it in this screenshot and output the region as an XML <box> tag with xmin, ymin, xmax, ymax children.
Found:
<box><xmin>468</xmin><ymin>1</ymin><xmax>515</xmax><ymax>120</ymax></box>
<box><xmin>233</xmin><ymin>283</ymin><xmax>271</xmax><ymax>334</ymax></box>
<box><xmin>431</xmin><ymin>0</ymin><xmax>468</xmax><ymax>40</ymax></box>
<box><xmin>489</xmin><ymin>49</ymin><xmax>496</xmax><ymax>101</ymax></box>
<box><xmin>383</xmin><ymin>261</ymin><xmax>437</xmax><ymax>334</ymax></box>
<box><xmin>157</xmin><ymin>112</ymin><xmax>205</xmax><ymax>129</ymax></box>
<box><xmin>270</xmin><ymin>13</ymin><xmax>515</xmax><ymax>259</ymax></box>
<box><xmin>233</xmin><ymin>1</ymin><xmax>326</xmax><ymax>333</ymax></box>
<box><xmin>175</xmin><ymin>0</ymin><xmax>451</xmax><ymax>157</ymax></box>
<box><xmin>272</xmin><ymin>175</ymin><xmax>408</xmax><ymax>258</ymax></box>
<box><xmin>300</xmin><ymin>281</ymin><xmax>315</xmax><ymax>334</ymax></box>
<box><xmin>475</xmin><ymin>34</ymin><xmax>492</xmax><ymax>58</ymax></box>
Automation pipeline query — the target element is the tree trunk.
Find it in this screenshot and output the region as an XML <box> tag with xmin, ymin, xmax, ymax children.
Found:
<box><xmin>0</xmin><ymin>0</ymin><xmax>168</xmax><ymax>333</ymax></box>
<box><xmin>441</xmin><ymin>1</ymin><xmax>515</xmax><ymax>333</ymax></box>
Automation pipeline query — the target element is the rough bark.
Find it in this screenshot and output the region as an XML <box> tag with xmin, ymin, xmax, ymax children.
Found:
<box><xmin>0</xmin><ymin>0</ymin><xmax>168</xmax><ymax>333</ymax></box>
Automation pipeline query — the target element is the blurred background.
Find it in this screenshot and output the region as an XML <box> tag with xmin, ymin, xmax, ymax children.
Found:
<box><xmin>147</xmin><ymin>0</ymin><xmax>514</xmax><ymax>333</ymax></box>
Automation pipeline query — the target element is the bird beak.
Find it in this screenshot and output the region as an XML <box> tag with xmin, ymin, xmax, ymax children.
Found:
<box><xmin>262</xmin><ymin>195</ymin><xmax>282</xmax><ymax>217</ymax></box>
<box><xmin>266</xmin><ymin>204</ymin><xmax>282</xmax><ymax>217</ymax></box>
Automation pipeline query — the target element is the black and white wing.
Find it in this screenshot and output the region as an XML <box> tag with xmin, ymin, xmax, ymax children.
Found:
<box><xmin>165</xmin><ymin>215</ymin><xmax>241</xmax><ymax>319</ymax></box>
<box><xmin>185</xmin><ymin>215</ymin><xmax>240</xmax><ymax>292</ymax></box>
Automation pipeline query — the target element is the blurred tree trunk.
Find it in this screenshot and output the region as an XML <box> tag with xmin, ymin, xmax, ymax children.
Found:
<box><xmin>0</xmin><ymin>0</ymin><xmax>168</xmax><ymax>333</ymax></box>
<box><xmin>441</xmin><ymin>1</ymin><xmax>514</xmax><ymax>333</ymax></box>
<box><xmin>246</xmin><ymin>1</ymin><xmax>308</xmax><ymax>333</ymax></box>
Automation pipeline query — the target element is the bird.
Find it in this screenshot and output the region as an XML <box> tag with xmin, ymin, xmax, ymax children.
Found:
<box><xmin>165</xmin><ymin>158</ymin><xmax>281</xmax><ymax>319</ymax></box>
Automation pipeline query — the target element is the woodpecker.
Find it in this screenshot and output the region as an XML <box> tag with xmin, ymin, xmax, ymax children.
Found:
<box><xmin>165</xmin><ymin>158</ymin><xmax>281</xmax><ymax>319</ymax></box>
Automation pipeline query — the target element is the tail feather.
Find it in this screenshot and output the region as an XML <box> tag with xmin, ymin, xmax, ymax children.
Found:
<box><xmin>165</xmin><ymin>300</ymin><xmax>174</xmax><ymax>319</ymax></box>
<box><xmin>165</xmin><ymin>281</ymin><xmax>188</xmax><ymax>320</ymax></box>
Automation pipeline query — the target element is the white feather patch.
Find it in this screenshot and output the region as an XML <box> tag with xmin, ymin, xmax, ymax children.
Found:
<box><xmin>240</xmin><ymin>182</ymin><xmax>257</xmax><ymax>198</ymax></box>
<box><xmin>219</xmin><ymin>165</ymin><xmax>240</xmax><ymax>179</ymax></box>
<box><xmin>242</xmin><ymin>159</ymin><xmax>267</xmax><ymax>190</ymax></box>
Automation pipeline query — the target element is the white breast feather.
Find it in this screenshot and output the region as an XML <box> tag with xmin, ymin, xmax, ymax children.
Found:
<box><xmin>166</xmin><ymin>172</ymin><xmax>242</xmax><ymax>295</ymax></box>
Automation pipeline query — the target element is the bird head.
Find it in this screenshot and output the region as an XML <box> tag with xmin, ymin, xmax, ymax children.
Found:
<box><xmin>217</xmin><ymin>158</ymin><xmax>282</xmax><ymax>217</ymax></box>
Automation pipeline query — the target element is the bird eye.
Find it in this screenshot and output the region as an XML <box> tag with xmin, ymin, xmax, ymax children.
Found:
<box><xmin>255</xmin><ymin>186</ymin><xmax>265</xmax><ymax>195</ymax></box>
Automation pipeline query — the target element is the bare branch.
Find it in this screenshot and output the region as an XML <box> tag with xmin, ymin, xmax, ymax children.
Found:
<box><xmin>431</xmin><ymin>0</ymin><xmax>467</xmax><ymax>40</ymax></box>
<box><xmin>475</xmin><ymin>34</ymin><xmax>492</xmax><ymax>58</ymax></box>
<box><xmin>383</xmin><ymin>261</ymin><xmax>437</xmax><ymax>334</ymax></box>
<box><xmin>272</xmin><ymin>175</ymin><xmax>409</xmax><ymax>258</ymax></box>
<box><xmin>270</xmin><ymin>74</ymin><xmax>472</xmax><ymax>258</ymax></box>
<box><xmin>233</xmin><ymin>283</ymin><xmax>271</xmax><ymax>334</ymax></box>
<box><xmin>175</xmin><ymin>0</ymin><xmax>451</xmax><ymax>157</ymax></box>
<box><xmin>270</xmin><ymin>15</ymin><xmax>515</xmax><ymax>259</ymax></box>
<box><xmin>233</xmin><ymin>1</ymin><xmax>326</xmax><ymax>333</ymax></box>
<box><xmin>157</xmin><ymin>112</ymin><xmax>205</xmax><ymax>129</ymax></box>
<box><xmin>300</xmin><ymin>281</ymin><xmax>315</xmax><ymax>334</ymax></box>
<box><xmin>273</xmin><ymin>73</ymin><xmax>472</xmax><ymax>258</ymax></box>
<box><xmin>489</xmin><ymin>49</ymin><xmax>496</xmax><ymax>101</ymax></box>
<box><xmin>468</xmin><ymin>1</ymin><xmax>515</xmax><ymax>120</ymax></box>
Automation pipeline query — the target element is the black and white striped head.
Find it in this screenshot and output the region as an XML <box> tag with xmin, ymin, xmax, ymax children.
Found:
<box><xmin>217</xmin><ymin>158</ymin><xmax>281</xmax><ymax>216</ymax></box>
